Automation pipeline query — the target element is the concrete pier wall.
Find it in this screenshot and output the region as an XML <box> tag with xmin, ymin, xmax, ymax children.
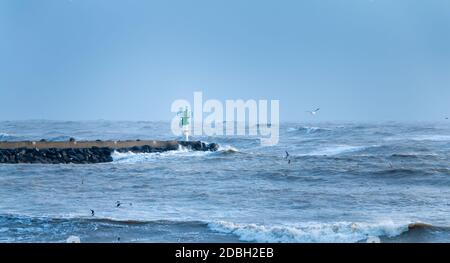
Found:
<box><xmin>0</xmin><ymin>140</ymin><xmax>219</xmax><ymax>164</ymax></box>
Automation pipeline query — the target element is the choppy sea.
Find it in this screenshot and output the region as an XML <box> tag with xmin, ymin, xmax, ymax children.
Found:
<box><xmin>0</xmin><ymin>120</ymin><xmax>449</xmax><ymax>243</ymax></box>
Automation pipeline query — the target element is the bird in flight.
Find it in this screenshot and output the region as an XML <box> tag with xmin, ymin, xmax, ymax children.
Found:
<box><xmin>307</xmin><ymin>108</ymin><xmax>320</xmax><ymax>115</ymax></box>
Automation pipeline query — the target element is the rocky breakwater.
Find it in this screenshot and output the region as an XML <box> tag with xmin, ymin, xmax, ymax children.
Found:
<box><xmin>0</xmin><ymin>147</ymin><xmax>113</xmax><ymax>164</ymax></box>
<box><xmin>0</xmin><ymin>140</ymin><xmax>219</xmax><ymax>164</ymax></box>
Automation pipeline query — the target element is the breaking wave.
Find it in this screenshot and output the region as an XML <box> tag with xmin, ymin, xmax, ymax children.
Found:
<box><xmin>0</xmin><ymin>213</ymin><xmax>448</xmax><ymax>243</ymax></box>
<box><xmin>305</xmin><ymin>145</ymin><xmax>374</xmax><ymax>156</ymax></box>
<box><xmin>207</xmin><ymin>220</ymin><xmax>439</xmax><ymax>243</ymax></box>
<box><xmin>287</xmin><ymin>126</ymin><xmax>331</xmax><ymax>134</ymax></box>
<box><xmin>111</xmin><ymin>147</ymin><xmax>209</xmax><ymax>163</ymax></box>
<box><xmin>0</xmin><ymin>133</ymin><xmax>14</xmax><ymax>141</ymax></box>
<box><xmin>217</xmin><ymin>145</ymin><xmax>240</xmax><ymax>153</ymax></box>
<box><xmin>385</xmin><ymin>135</ymin><xmax>450</xmax><ymax>142</ymax></box>
<box><xmin>111</xmin><ymin>145</ymin><xmax>239</xmax><ymax>163</ymax></box>
<box><xmin>3</xmin><ymin>213</ymin><xmax>443</xmax><ymax>243</ymax></box>
<box><xmin>410</xmin><ymin>135</ymin><xmax>450</xmax><ymax>141</ymax></box>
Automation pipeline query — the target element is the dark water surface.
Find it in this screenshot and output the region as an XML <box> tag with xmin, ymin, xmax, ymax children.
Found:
<box><xmin>0</xmin><ymin>121</ymin><xmax>449</xmax><ymax>242</ymax></box>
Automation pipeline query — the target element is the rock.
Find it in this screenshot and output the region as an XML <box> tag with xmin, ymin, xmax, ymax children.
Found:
<box><xmin>0</xmin><ymin>140</ymin><xmax>218</xmax><ymax>164</ymax></box>
<box><xmin>207</xmin><ymin>143</ymin><xmax>220</xmax><ymax>151</ymax></box>
<box><xmin>131</xmin><ymin>146</ymin><xmax>141</xmax><ymax>152</ymax></box>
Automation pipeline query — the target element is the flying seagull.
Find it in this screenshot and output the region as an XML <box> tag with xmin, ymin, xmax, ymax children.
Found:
<box><xmin>285</xmin><ymin>151</ymin><xmax>290</xmax><ymax>159</ymax></box>
<box><xmin>116</xmin><ymin>201</ymin><xmax>121</xmax><ymax>208</ymax></box>
<box><xmin>307</xmin><ymin>108</ymin><xmax>320</xmax><ymax>115</ymax></box>
<box><xmin>90</xmin><ymin>209</ymin><xmax>95</xmax><ymax>216</ymax></box>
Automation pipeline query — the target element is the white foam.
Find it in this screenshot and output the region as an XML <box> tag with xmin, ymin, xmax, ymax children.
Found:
<box><xmin>111</xmin><ymin>143</ymin><xmax>240</xmax><ymax>163</ymax></box>
<box><xmin>208</xmin><ymin>220</ymin><xmax>409</xmax><ymax>243</ymax></box>
<box><xmin>287</xmin><ymin>126</ymin><xmax>330</xmax><ymax>134</ymax></box>
<box><xmin>366</xmin><ymin>236</ymin><xmax>381</xmax><ymax>243</ymax></box>
<box><xmin>304</xmin><ymin>127</ymin><xmax>321</xmax><ymax>134</ymax></box>
<box><xmin>385</xmin><ymin>135</ymin><xmax>450</xmax><ymax>142</ymax></box>
<box><xmin>218</xmin><ymin>145</ymin><xmax>239</xmax><ymax>153</ymax></box>
<box><xmin>306</xmin><ymin>145</ymin><xmax>370</xmax><ymax>156</ymax></box>
<box><xmin>410</xmin><ymin>135</ymin><xmax>450</xmax><ymax>142</ymax></box>
<box><xmin>111</xmin><ymin>146</ymin><xmax>211</xmax><ymax>163</ymax></box>
<box><xmin>66</xmin><ymin>235</ymin><xmax>81</xmax><ymax>243</ymax></box>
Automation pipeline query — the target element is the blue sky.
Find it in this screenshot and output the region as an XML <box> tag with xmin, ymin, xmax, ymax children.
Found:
<box><xmin>1</xmin><ymin>0</ymin><xmax>449</xmax><ymax>121</ymax></box>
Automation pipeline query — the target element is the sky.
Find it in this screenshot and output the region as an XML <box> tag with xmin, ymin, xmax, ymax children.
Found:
<box><xmin>0</xmin><ymin>0</ymin><xmax>449</xmax><ymax>122</ymax></box>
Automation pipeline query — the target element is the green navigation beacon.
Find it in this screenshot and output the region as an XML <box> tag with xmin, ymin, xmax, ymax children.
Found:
<box><xmin>178</xmin><ymin>107</ymin><xmax>191</xmax><ymax>141</ymax></box>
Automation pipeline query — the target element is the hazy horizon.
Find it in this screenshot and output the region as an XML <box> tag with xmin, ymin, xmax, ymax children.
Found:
<box><xmin>1</xmin><ymin>0</ymin><xmax>449</xmax><ymax>122</ymax></box>
<box><xmin>1</xmin><ymin>119</ymin><xmax>449</xmax><ymax>125</ymax></box>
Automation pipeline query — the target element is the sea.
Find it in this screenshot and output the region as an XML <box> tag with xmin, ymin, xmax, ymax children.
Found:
<box><xmin>0</xmin><ymin>120</ymin><xmax>449</xmax><ymax>243</ymax></box>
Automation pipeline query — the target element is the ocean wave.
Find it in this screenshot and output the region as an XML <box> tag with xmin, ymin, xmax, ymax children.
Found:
<box><xmin>111</xmin><ymin>147</ymin><xmax>211</xmax><ymax>163</ymax></box>
<box><xmin>210</xmin><ymin>137</ymin><xmax>260</xmax><ymax>148</ymax></box>
<box><xmin>304</xmin><ymin>145</ymin><xmax>373</xmax><ymax>156</ymax></box>
<box><xmin>372</xmin><ymin>167</ymin><xmax>430</xmax><ymax>177</ymax></box>
<box><xmin>390</xmin><ymin>153</ymin><xmax>438</xmax><ymax>158</ymax></box>
<box><xmin>385</xmin><ymin>135</ymin><xmax>450</xmax><ymax>142</ymax></box>
<box><xmin>0</xmin><ymin>213</ymin><xmax>208</xmax><ymax>228</ymax></box>
<box><xmin>1</xmin><ymin>213</ymin><xmax>447</xmax><ymax>243</ymax></box>
<box><xmin>410</xmin><ymin>135</ymin><xmax>450</xmax><ymax>141</ymax></box>
<box><xmin>0</xmin><ymin>132</ymin><xmax>14</xmax><ymax>141</ymax></box>
<box><xmin>0</xmin><ymin>214</ymin><xmax>211</xmax><ymax>242</ymax></box>
<box><xmin>111</xmin><ymin>144</ymin><xmax>239</xmax><ymax>163</ymax></box>
<box><xmin>287</xmin><ymin>126</ymin><xmax>331</xmax><ymax>134</ymax></box>
<box><xmin>207</xmin><ymin>220</ymin><xmax>437</xmax><ymax>243</ymax></box>
<box><xmin>217</xmin><ymin>145</ymin><xmax>240</xmax><ymax>154</ymax></box>
<box><xmin>47</xmin><ymin>135</ymin><xmax>74</xmax><ymax>142</ymax></box>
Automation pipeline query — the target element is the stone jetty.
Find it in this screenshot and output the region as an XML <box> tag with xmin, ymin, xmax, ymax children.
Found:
<box><xmin>0</xmin><ymin>140</ymin><xmax>219</xmax><ymax>164</ymax></box>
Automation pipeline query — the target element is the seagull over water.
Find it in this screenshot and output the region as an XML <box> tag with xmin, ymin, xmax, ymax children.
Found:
<box><xmin>307</xmin><ymin>108</ymin><xmax>320</xmax><ymax>115</ymax></box>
